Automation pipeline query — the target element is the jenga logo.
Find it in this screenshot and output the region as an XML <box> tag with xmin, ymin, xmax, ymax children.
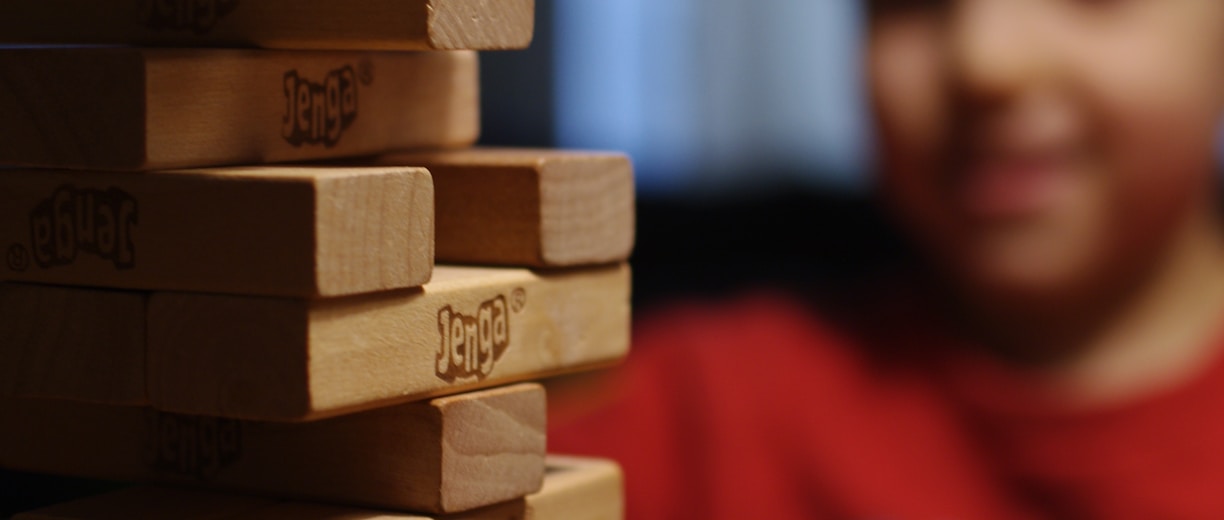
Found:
<box><xmin>146</xmin><ymin>412</ymin><xmax>243</xmax><ymax>480</ymax></box>
<box><xmin>136</xmin><ymin>0</ymin><xmax>239</xmax><ymax>34</ymax></box>
<box><xmin>436</xmin><ymin>294</ymin><xmax>519</xmax><ymax>382</ymax></box>
<box><xmin>25</xmin><ymin>186</ymin><xmax>138</xmax><ymax>271</ymax></box>
<box><xmin>281</xmin><ymin>65</ymin><xmax>366</xmax><ymax>148</ymax></box>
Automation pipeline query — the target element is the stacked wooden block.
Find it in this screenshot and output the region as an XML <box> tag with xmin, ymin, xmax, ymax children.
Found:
<box><xmin>0</xmin><ymin>2</ymin><xmax>632</xmax><ymax>518</ymax></box>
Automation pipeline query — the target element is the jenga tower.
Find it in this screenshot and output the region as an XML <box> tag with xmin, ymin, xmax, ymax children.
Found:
<box><xmin>0</xmin><ymin>2</ymin><xmax>632</xmax><ymax>518</ymax></box>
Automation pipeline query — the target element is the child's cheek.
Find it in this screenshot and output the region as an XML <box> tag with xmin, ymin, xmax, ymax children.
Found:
<box><xmin>1069</xmin><ymin>13</ymin><xmax>1224</xmax><ymax>261</ymax></box>
<box><xmin>868</xmin><ymin>14</ymin><xmax>951</xmax><ymax>249</ymax></box>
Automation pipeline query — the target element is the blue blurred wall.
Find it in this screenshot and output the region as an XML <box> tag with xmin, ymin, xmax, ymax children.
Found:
<box><xmin>553</xmin><ymin>0</ymin><xmax>871</xmax><ymax>195</ymax></box>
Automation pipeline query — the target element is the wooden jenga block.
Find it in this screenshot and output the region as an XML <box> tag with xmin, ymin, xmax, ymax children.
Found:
<box><xmin>0</xmin><ymin>48</ymin><xmax>478</xmax><ymax>170</ymax></box>
<box><xmin>246</xmin><ymin>456</ymin><xmax>623</xmax><ymax>519</ymax></box>
<box><xmin>0</xmin><ymin>0</ymin><xmax>534</xmax><ymax>51</ymax></box>
<box><xmin>0</xmin><ymin>283</ymin><xmax>147</xmax><ymax>405</ymax></box>
<box><xmin>13</xmin><ymin>487</ymin><xmax>278</xmax><ymax>520</ymax></box>
<box><xmin>0</xmin><ymin>384</ymin><xmax>547</xmax><ymax>514</ymax></box>
<box><xmin>361</xmin><ymin>149</ymin><xmax>635</xmax><ymax>268</ymax></box>
<box><xmin>149</xmin><ymin>264</ymin><xmax>630</xmax><ymax>421</ymax></box>
<box><xmin>15</xmin><ymin>456</ymin><xmax>623</xmax><ymax>520</ymax></box>
<box><xmin>518</xmin><ymin>456</ymin><xmax>623</xmax><ymax>520</ymax></box>
<box><xmin>0</xmin><ymin>166</ymin><xmax>434</xmax><ymax>297</ymax></box>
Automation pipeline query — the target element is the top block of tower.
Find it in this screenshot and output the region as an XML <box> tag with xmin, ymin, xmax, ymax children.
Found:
<box><xmin>0</xmin><ymin>0</ymin><xmax>534</xmax><ymax>51</ymax></box>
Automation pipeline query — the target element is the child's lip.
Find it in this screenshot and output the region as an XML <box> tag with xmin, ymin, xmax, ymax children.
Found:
<box><xmin>953</xmin><ymin>150</ymin><xmax>1075</xmax><ymax>221</ymax></box>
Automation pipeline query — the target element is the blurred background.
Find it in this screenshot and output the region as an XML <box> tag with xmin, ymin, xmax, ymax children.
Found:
<box><xmin>481</xmin><ymin>0</ymin><xmax>906</xmax><ymax>313</ymax></box>
<box><xmin>523</xmin><ymin>0</ymin><xmax>869</xmax><ymax>193</ymax></box>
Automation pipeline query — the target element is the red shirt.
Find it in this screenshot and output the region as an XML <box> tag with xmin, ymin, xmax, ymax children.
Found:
<box><xmin>548</xmin><ymin>292</ymin><xmax>1224</xmax><ymax>519</ymax></box>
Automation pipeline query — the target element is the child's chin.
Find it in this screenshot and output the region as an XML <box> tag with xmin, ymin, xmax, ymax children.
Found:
<box><xmin>956</xmin><ymin>248</ymin><xmax>1093</xmax><ymax>310</ymax></box>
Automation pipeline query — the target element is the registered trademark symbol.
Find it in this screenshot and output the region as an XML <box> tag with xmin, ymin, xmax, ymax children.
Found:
<box><xmin>6</xmin><ymin>244</ymin><xmax>29</xmax><ymax>272</ymax></box>
<box><xmin>358</xmin><ymin>59</ymin><xmax>375</xmax><ymax>86</ymax></box>
<box><xmin>511</xmin><ymin>288</ymin><xmax>527</xmax><ymax>313</ymax></box>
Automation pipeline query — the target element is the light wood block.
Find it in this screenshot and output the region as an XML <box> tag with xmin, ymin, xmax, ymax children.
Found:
<box><xmin>513</xmin><ymin>456</ymin><xmax>624</xmax><ymax>520</ymax></box>
<box><xmin>236</xmin><ymin>456</ymin><xmax>623</xmax><ymax>519</ymax></box>
<box><xmin>0</xmin><ymin>166</ymin><xmax>434</xmax><ymax>297</ymax></box>
<box><xmin>15</xmin><ymin>456</ymin><xmax>623</xmax><ymax>520</ymax></box>
<box><xmin>0</xmin><ymin>283</ymin><xmax>147</xmax><ymax>405</ymax></box>
<box><xmin>0</xmin><ymin>384</ymin><xmax>547</xmax><ymax>514</ymax></box>
<box><xmin>0</xmin><ymin>0</ymin><xmax>534</xmax><ymax>51</ymax></box>
<box><xmin>361</xmin><ymin>148</ymin><xmax>635</xmax><ymax>268</ymax></box>
<box><xmin>149</xmin><ymin>264</ymin><xmax>630</xmax><ymax>421</ymax></box>
<box><xmin>0</xmin><ymin>48</ymin><xmax>478</xmax><ymax>171</ymax></box>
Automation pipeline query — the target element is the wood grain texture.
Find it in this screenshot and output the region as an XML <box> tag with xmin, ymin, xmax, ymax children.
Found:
<box><xmin>0</xmin><ymin>166</ymin><xmax>434</xmax><ymax>297</ymax></box>
<box><xmin>14</xmin><ymin>456</ymin><xmax>622</xmax><ymax>520</ymax></box>
<box><xmin>0</xmin><ymin>384</ymin><xmax>546</xmax><ymax>514</ymax></box>
<box><xmin>149</xmin><ymin>264</ymin><xmax>630</xmax><ymax>421</ymax></box>
<box><xmin>0</xmin><ymin>283</ymin><xmax>147</xmax><ymax>405</ymax></box>
<box><xmin>521</xmin><ymin>456</ymin><xmax>623</xmax><ymax>520</ymax></box>
<box><xmin>0</xmin><ymin>48</ymin><xmax>478</xmax><ymax>170</ymax></box>
<box><xmin>357</xmin><ymin>148</ymin><xmax>635</xmax><ymax>267</ymax></box>
<box><xmin>0</xmin><ymin>0</ymin><xmax>534</xmax><ymax>51</ymax></box>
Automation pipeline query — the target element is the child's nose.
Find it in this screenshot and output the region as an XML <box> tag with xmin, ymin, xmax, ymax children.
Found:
<box><xmin>949</xmin><ymin>0</ymin><xmax>1049</xmax><ymax>102</ymax></box>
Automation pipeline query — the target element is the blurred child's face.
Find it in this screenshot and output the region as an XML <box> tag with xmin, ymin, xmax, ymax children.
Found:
<box><xmin>869</xmin><ymin>0</ymin><xmax>1224</xmax><ymax>307</ymax></box>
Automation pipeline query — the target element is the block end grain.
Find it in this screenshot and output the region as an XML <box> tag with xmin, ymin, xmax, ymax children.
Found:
<box><xmin>314</xmin><ymin>167</ymin><xmax>435</xmax><ymax>297</ymax></box>
<box><xmin>538</xmin><ymin>153</ymin><xmax>635</xmax><ymax>266</ymax></box>
<box><xmin>437</xmin><ymin>383</ymin><xmax>547</xmax><ymax>513</ymax></box>
<box><xmin>528</xmin><ymin>456</ymin><xmax>625</xmax><ymax>520</ymax></box>
<box><xmin>428</xmin><ymin>0</ymin><xmax>536</xmax><ymax>50</ymax></box>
